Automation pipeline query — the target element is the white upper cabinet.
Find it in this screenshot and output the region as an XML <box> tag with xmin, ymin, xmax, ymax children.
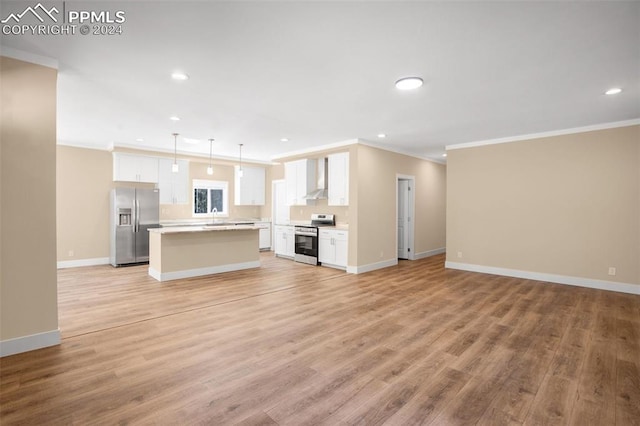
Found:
<box><xmin>113</xmin><ymin>153</ymin><xmax>159</xmax><ymax>183</ymax></box>
<box><xmin>158</xmin><ymin>158</ymin><xmax>189</xmax><ymax>204</ymax></box>
<box><xmin>328</xmin><ymin>152</ymin><xmax>349</xmax><ymax>206</ymax></box>
<box><xmin>284</xmin><ymin>159</ymin><xmax>316</xmax><ymax>206</ymax></box>
<box><xmin>234</xmin><ymin>165</ymin><xmax>265</xmax><ymax>205</ymax></box>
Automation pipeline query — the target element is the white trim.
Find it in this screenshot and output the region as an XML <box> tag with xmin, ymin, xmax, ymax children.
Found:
<box><xmin>1</xmin><ymin>329</ymin><xmax>61</xmax><ymax>357</ymax></box>
<box><xmin>445</xmin><ymin>261</ymin><xmax>640</xmax><ymax>296</ymax></box>
<box><xmin>271</xmin><ymin>139</ymin><xmax>359</xmax><ymax>161</ymax></box>
<box><xmin>415</xmin><ymin>247</ymin><xmax>446</xmax><ymax>259</ymax></box>
<box><xmin>348</xmin><ymin>258</ymin><xmax>398</xmax><ymax>274</ymax></box>
<box><xmin>57</xmin><ymin>257</ymin><xmax>109</xmax><ymax>269</ymax></box>
<box><xmin>148</xmin><ymin>260</ymin><xmax>261</xmax><ymax>282</ymax></box>
<box><xmin>321</xmin><ymin>263</ymin><xmax>347</xmax><ymax>271</ymax></box>
<box><xmin>57</xmin><ymin>140</ymin><xmax>112</xmax><ymax>151</ymax></box>
<box><xmin>1</xmin><ymin>47</ymin><xmax>58</xmax><ymax>69</ymax></box>
<box><xmin>446</xmin><ymin>119</ymin><xmax>640</xmax><ymax>151</ymax></box>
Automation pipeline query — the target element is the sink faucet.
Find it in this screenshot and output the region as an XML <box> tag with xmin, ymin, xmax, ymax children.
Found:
<box><xmin>211</xmin><ymin>207</ymin><xmax>217</xmax><ymax>222</ymax></box>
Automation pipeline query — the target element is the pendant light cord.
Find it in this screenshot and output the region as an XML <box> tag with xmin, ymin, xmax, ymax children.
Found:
<box><xmin>209</xmin><ymin>138</ymin><xmax>214</xmax><ymax>168</ymax></box>
<box><xmin>172</xmin><ymin>133</ymin><xmax>178</xmax><ymax>164</ymax></box>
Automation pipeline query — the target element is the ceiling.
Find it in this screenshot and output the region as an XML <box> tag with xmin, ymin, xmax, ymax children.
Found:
<box><xmin>1</xmin><ymin>1</ymin><xmax>639</xmax><ymax>163</ymax></box>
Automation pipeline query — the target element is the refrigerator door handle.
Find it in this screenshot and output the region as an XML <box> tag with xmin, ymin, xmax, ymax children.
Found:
<box><xmin>135</xmin><ymin>199</ymin><xmax>140</xmax><ymax>232</ymax></box>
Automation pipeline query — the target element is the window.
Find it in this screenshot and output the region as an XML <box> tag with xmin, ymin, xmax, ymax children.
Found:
<box><xmin>192</xmin><ymin>179</ymin><xmax>228</xmax><ymax>217</ymax></box>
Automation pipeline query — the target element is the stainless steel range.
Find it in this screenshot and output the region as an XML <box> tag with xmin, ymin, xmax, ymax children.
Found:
<box><xmin>294</xmin><ymin>214</ymin><xmax>335</xmax><ymax>265</ymax></box>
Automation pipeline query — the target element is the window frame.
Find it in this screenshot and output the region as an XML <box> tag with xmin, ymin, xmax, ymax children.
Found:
<box><xmin>192</xmin><ymin>179</ymin><xmax>229</xmax><ymax>218</ymax></box>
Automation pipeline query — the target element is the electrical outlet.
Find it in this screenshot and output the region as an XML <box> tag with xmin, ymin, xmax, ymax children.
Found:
<box><xmin>68</xmin><ymin>250</ymin><xmax>74</xmax><ymax>257</ymax></box>
<box><xmin>608</xmin><ymin>267</ymin><xmax>616</xmax><ymax>276</ymax></box>
<box><xmin>457</xmin><ymin>251</ymin><xmax>463</xmax><ymax>258</ymax></box>
<box><xmin>379</xmin><ymin>251</ymin><xmax>384</xmax><ymax>258</ymax></box>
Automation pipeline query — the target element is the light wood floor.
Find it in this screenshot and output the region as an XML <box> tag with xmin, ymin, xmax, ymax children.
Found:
<box><xmin>1</xmin><ymin>253</ymin><xmax>639</xmax><ymax>425</ymax></box>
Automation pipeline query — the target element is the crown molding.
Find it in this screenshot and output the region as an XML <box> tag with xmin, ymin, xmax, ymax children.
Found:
<box><xmin>446</xmin><ymin>118</ymin><xmax>640</xmax><ymax>151</ymax></box>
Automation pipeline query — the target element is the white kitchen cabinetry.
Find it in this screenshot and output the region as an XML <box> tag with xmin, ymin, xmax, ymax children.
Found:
<box><xmin>318</xmin><ymin>229</ymin><xmax>348</xmax><ymax>269</ymax></box>
<box><xmin>158</xmin><ymin>158</ymin><xmax>189</xmax><ymax>204</ymax></box>
<box><xmin>257</xmin><ymin>222</ymin><xmax>271</xmax><ymax>250</ymax></box>
<box><xmin>274</xmin><ymin>225</ymin><xmax>295</xmax><ymax>258</ymax></box>
<box><xmin>284</xmin><ymin>159</ymin><xmax>316</xmax><ymax>206</ymax></box>
<box><xmin>328</xmin><ymin>152</ymin><xmax>349</xmax><ymax>206</ymax></box>
<box><xmin>235</xmin><ymin>165</ymin><xmax>265</xmax><ymax>206</ymax></box>
<box><xmin>113</xmin><ymin>153</ymin><xmax>159</xmax><ymax>183</ymax></box>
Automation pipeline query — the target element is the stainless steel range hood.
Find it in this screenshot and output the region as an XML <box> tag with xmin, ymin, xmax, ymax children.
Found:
<box><xmin>304</xmin><ymin>158</ymin><xmax>328</xmax><ymax>200</ymax></box>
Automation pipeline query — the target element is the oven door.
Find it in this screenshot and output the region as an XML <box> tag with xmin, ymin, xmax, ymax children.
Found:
<box><xmin>294</xmin><ymin>229</ymin><xmax>318</xmax><ymax>264</ymax></box>
<box><xmin>295</xmin><ymin>233</ymin><xmax>317</xmax><ymax>257</ymax></box>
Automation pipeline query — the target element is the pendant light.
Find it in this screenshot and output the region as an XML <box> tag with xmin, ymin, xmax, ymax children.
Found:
<box><xmin>207</xmin><ymin>138</ymin><xmax>214</xmax><ymax>175</ymax></box>
<box><xmin>238</xmin><ymin>143</ymin><xmax>244</xmax><ymax>178</ymax></box>
<box><xmin>172</xmin><ymin>133</ymin><xmax>179</xmax><ymax>173</ymax></box>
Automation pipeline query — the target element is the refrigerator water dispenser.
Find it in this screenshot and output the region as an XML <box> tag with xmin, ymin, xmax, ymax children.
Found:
<box><xmin>118</xmin><ymin>208</ymin><xmax>132</xmax><ymax>226</ymax></box>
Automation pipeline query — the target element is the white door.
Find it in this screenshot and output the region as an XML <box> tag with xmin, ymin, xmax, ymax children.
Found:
<box><xmin>272</xmin><ymin>180</ymin><xmax>289</xmax><ymax>252</ymax></box>
<box><xmin>273</xmin><ymin>180</ymin><xmax>289</xmax><ymax>225</ymax></box>
<box><xmin>397</xmin><ymin>180</ymin><xmax>410</xmax><ymax>259</ymax></box>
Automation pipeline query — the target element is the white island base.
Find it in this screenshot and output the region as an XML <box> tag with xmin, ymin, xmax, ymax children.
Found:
<box><xmin>148</xmin><ymin>226</ymin><xmax>260</xmax><ymax>282</ymax></box>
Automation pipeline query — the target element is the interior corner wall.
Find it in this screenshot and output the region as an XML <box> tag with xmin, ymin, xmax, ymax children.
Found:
<box><xmin>355</xmin><ymin>144</ymin><xmax>447</xmax><ymax>269</ymax></box>
<box><xmin>1</xmin><ymin>56</ymin><xmax>59</xmax><ymax>353</ymax></box>
<box><xmin>446</xmin><ymin>125</ymin><xmax>640</xmax><ymax>288</ymax></box>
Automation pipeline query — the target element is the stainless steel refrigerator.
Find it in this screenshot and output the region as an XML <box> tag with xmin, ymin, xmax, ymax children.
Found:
<box><xmin>110</xmin><ymin>188</ymin><xmax>160</xmax><ymax>266</ymax></box>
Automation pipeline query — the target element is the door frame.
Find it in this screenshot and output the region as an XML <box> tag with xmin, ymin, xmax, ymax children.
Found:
<box><xmin>396</xmin><ymin>174</ymin><xmax>416</xmax><ymax>260</ymax></box>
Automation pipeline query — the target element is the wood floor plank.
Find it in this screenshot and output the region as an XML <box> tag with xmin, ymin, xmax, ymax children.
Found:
<box><xmin>615</xmin><ymin>359</ymin><xmax>640</xmax><ymax>426</ymax></box>
<box><xmin>524</xmin><ymin>374</ymin><xmax>578</xmax><ymax>425</ymax></box>
<box><xmin>1</xmin><ymin>252</ymin><xmax>638</xmax><ymax>425</ymax></box>
<box><xmin>384</xmin><ymin>367</ymin><xmax>470</xmax><ymax>425</ymax></box>
<box><xmin>575</xmin><ymin>339</ymin><xmax>617</xmax><ymax>424</ymax></box>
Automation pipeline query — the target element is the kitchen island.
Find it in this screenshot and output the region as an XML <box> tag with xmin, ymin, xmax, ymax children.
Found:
<box><xmin>148</xmin><ymin>225</ymin><xmax>261</xmax><ymax>282</ymax></box>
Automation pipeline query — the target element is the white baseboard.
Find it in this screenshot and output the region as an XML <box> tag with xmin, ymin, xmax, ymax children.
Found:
<box><xmin>57</xmin><ymin>257</ymin><xmax>109</xmax><ymax>269</ymax></box>
<box><xmin>348</xmin><ymin>258</ymin><xmax>398</xmax><ymax>274</ymax></box>
<box><xmin>149</xmin><ymin>260</ymin><xmax>261</xmax><ymax>282</ymax></box>
<box><xmin>445</xmin><ymin>261</ymin><xmax>640</xmax><ymax>295</ymax></box>
<box><xmin>1</xmin><ymin>329</ymin><xmax>61</xmax><ymax>357</ymax></box>
<box><xmin>321</xmin><ymin>262</ymin><xmax>347</xmax><ymax>271</ymax></box>
<box><xmin>415</xmin><ymin>247</ymin><xmax>446</xmax><ymax>260</ymax></box>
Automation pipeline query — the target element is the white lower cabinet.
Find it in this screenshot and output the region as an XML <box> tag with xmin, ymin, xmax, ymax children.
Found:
<box><xmin>257</xmin><ymin>222</ymin><xmax>271</xmax><ymax>250</ymax></box>
<box><xmin>274</xmin><ymin>225</ymin><xmax>295</xmax><ymax>258</ymax></box>
<box><xmin>318</xmin><ymin>229</ymin><xmax>348</xmax><ymax>269</ymax></box>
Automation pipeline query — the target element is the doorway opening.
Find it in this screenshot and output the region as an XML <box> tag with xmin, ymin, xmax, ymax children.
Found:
<box><xmin>397</xmin><ymin>175</ymin><xmax>415</xmax><ymax>260</ymax></box>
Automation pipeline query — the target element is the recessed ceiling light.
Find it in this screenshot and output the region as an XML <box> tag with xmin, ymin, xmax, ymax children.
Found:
<box><xmin>169</xmin><ymin>116</ymin><xmax>180</xmax><ymax>121</ymax></box>
<box><xmin>136</xmin><ymin>138</ymin><xmax>144</xmax><ymax>142</ymax></box>
<box><xmin>280</xmin><ymin>138</ymin><xmax>289</xmax><ymax>142</ymax></box>
<box><xmin>605</xmin><ymin>87</ymin><xmax>622</xmax><ymax>95</ymax></box>
<box><xmin>171</xmin><ymin>72</ymin><xmax>189</xmax><ymax>81</ymax></box>
<box><xmin>442</xmin><ymin>153</ymin><xmax>447</xmax><ymax>157</ymax></box>
<box><xmin>395</xmin><ymin>77</ymin><xmax>423</xmax><ymax>90</ymax></box>
<box><xmin>377</xmin><ymin>133</ymin><xmax>386</xmax><ymax>138</ymax></box>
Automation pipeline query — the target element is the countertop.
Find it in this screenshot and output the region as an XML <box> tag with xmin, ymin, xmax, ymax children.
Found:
<box><xmin>149</xmin><ymin>224</ymin><xmax>262</xmax><ymax>235</ymax></box>
<box><xmin>274</xmin><ymin>222</ymin><xmax>349</xmax><ymax>230</ymax></box>
<box><xmin>160</xmin><ymin>218</ymin><xmax>270</xmax><ymax>227</ymax></box>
